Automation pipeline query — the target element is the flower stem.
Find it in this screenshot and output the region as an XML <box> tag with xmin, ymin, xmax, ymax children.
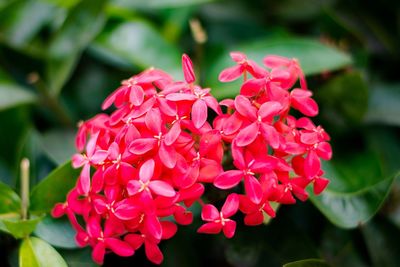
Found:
<box><xmin>20</xmin><ymin>158</ymin><xmax>30</xmax><ymax>220</ymax></box>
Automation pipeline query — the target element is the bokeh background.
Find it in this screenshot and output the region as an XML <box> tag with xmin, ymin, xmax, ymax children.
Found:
<box><xmin>0</xmin><ymin>0</ymin><xmax>400</xmax><ymax>266</ymax></box>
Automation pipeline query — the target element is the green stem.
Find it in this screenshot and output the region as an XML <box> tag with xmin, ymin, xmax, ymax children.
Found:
<box><xmin>31</xmin><ymin>74</ymin><xmax>74</xmax><ymax>128</ymax></box>
<box><xmin>20</xmin><ymin>158</ymin><xmax>30</xmax><ymax>220</ymax></box>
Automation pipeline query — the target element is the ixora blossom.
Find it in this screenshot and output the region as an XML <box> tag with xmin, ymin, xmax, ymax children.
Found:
<box><xmin>52</xmin><ymin>52</ymin><xmax>332</xmax><ymax>265</ymax></box>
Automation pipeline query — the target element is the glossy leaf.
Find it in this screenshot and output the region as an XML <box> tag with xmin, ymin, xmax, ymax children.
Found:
<box><xmin>40</xmin><ymin>130</ymin><xmax>76</xmax><ymax>165</ymax></box>
<box><xmin>0</xmin><ymin>181</ymin><xmax>21</xmax><ymax>214</ymax></box>
<box><xmin>283</xmin><ymin>259</ymin><xmax>331</xmax><ymax>267</ymax></box>
<box><xmin>19</xmin><ymin>237</ymin><xmax>68</xmax><ymax>267</ymax></box>
<box><xmin>310</xmin><ymin>158</ymin><xmax>397</xmax><ymax>229</ymax></box>
<box><xmin>91</xmin><ymin>21</ymin><xmax>181</xmax><ymax>77</ymax></box>
<box><xmin>208</xmin><ymin>37</ymin><xmax>352</xmax><ymax>99</ymax></box>
<box><xmin>1</xmin><ymin>215</ymin><xmax>43</xmax><ymax>239</ymax></box>
<box><xmin>110</xmin><ymin>0</ymin><xmax>213</xmax><ymax>9</ymax></box>
<box><xmin>59</xmin><ymin>248</ymin><xmax>98</xmax><ymax>267</ymax></box>
<box><xmin>317</xmin><ymin>72</ymin><xmax>369</xmax><ymax>125</ymax></box>
<box><xmin>29</xmin><ymin>161</ymin><xmax>79</xmax><ymax>213</ymax></box>
<box><xmin>34</xmin><ymin>215</ymin><xmax>78</xmax><ymax>249</ymax></box>
<box><xmin>365</xmin><ymin>83</ymin><xmax>400</xmax><ymax>126</ymax></box>
<box><xmin>0</xmin><ymin>84</ymin><xmax>37</xmax><ymax>112</ymax></box>
<box><xmin>46</xmin><ymin>0</ymin><xmax>107</xmax><ymax>95</ymax></box>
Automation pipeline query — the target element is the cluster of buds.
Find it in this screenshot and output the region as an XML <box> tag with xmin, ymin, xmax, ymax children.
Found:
<box><xmin>52</xmin><ymin>52</ymin><xmax>332</xmax><ymax>265</ymax></box>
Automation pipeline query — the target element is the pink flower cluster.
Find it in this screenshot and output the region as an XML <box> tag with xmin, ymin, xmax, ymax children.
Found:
<box><xmin>52</xmin><ymin>52</ymin><xmax>332</xmax><ymax>265</ymax></box>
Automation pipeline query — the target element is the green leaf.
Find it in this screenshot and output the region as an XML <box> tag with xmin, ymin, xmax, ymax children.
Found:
<box><xmin>59</xmin><ymin>248</ymin><xmax>98</xmax><ymax>267</ymax></box>
<box><xmin>310</xmin><ymin>158</ymin><xmax>397</xmax><ymax>229</ymax></box>
<box><xmin>91</xmin><ymin>20</ymin><xmax>181</xmax><ymax>77</ymax></box>
<box><xmin>0</xmin><ymin>1</ymin><xmax>54</xmax><ymax>49</ymax></box>
<box><xmin>110</xmin><ymin>0</ymin><xmax>213</xmax><ymax>10</ymax></box>
<box><xmin>40</xmin><ymin>130</ymin><xmax>76</xmax><ymax>165</ymax></box>
<box><xmin>316</xmin><ymin>72</ymin><xmax>369</xmax><ymax>126</ymax></box>
<box><xmin>0</xmin><ymin>181</ymin><xmax>21</xmax><ymax>214</ymax></box>
<box><xmin>46</xmin><ymin>0</ymin><xmax>107</xmax><ymax>96</ymax></box>
<box><xmin>283</xmin><ymin>259</ymin><xmax>331</xmax><ymax>267</ymax></box>
<box><xmin>207</xmin><ymin>37</ymin><xmax>352</xmax><ymax>99</ymax></box>
<box><xmin>365</xmin><ymin>83</ymin><xmax>400</xmax><ymax>126</ymax></box>
<box><xmin>30</xmin><ymin>161</ymin><xmax>79</xmax><ymax>213</ymax></box>
<box><xmin>34</xmin><ymin>215</ymin><xmax>78</xmax><ymax>249</ymax></box>
<box><xmin>19</xmin><ymin>237</ymin><xmax>39</xmax><ymax>267</ymax></box>
<box><xmin>361</xmin><ymin>218</ymin><xmax>400</xmax><ymax>267</ymax></box>
<box><xmin>0</xmin><ymin>84</ymin><xmax>37</xmax><ymax>112</ymax></box>
<box><xmin>2</xmin><ymin>215</ymin><xmax>43</xmax><ymax>239</ymax></box>
<box><xmin>19</xmin><ymin>237</ymin><xmax>68</xmax><ymax>267</ymax></box>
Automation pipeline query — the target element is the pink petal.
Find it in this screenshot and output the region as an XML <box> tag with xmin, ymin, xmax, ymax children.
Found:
<box><xmin>263</xmin><ymin>55</ymin><xmax>290</xmax><ymax>68</ymax></box>
<box><xmin>140</xmin><ymin>159</ymin><xmax>155</xmax><ymax>183</ymax></box>
<box><xmin>158</xmin><ymin>142</ymin><xmax>177</xmax><ymax>168</ymax></box>
<box><xmin>161</xmin><ymin>221</ymin><xmax>177</xmax><ymax>240</ymax></box>
<box><xmin>90</xmin><ymin>150</ymin><xmax>108</xmax><ymax>165</ymax></box>
<box><xmin>240</xmin><ymin>78</ymin><xmax>266</xmax><ymax>97</ymax></box>
<box><xmin>235</xmin><ymin>122</ymin><xmax>259</xmax><ymax>147</ymax></box>
<box><xmin>145</xmin><ymin>214</ymin><xmax>162</xmax><ymax>241</ymax></box>
<box><xmin>314</xmin><ymin>177</ymin><xmax>329</xmax><ymax>195</ymax></box>
<box><xmin>144</xmin><ymin>240</ymin><xmax>164</xmax><ymax>265</ymax></box>
<box><xmin>201</xmin><ymin>204</ymin><xmax>219</xmax><ymax>221</ymax></box>
<box><xmin>197</xmin><ymin>222</ymin><xmax>223</xmax><ymax>234</ymax></box>
<box><xmin>105</xmin><ymin>238</ymin><xmax>134</xmax><ymax>257</ymax></box>
<box><xmin>145</xmin><ymin>108</ymin><xmax>162</xmax><ymax>134</ymax></box>
<box><xmin>86</xmin><ymin>132</ymin><xmax>99</xmax><ymax>157</ymax></box>
<box><xmin>192</xmin><ymin>99</ymin><xmax>208</xmax><ymax>129</ymax></box>
<box><xmin>129</xmin><ymin>85</ymin><xmax>145</xmax><ymax>106</ymax></box>
<box><xmin>164</xmin><ymin>122</ymin><xmax>181</xmax><ymax>146</ymax></box>
<box><xmin>247</xmin><ymin>60</ymin><xmax>268</xmax><ymax>78</ymax></box>
<box><xmin>126</xmin><ymin>180</ymin><xmax>141</xmax><ymax>196</ymax></box>
<box><xmin>204</xmin><ymin>96</ymin><xmax>222</xmax><ymax>115</ymax></box>
<box><xmin>92</xmin><ymin>242</ymin><xmax>106</xmax><ymax>265</ymax></box>
<box><xmin>260</xmin><ymin>124</ymin><xmax>280</xmax><ymax>149</ymax></box>
<box><xmin>125</xmin><ymin>234</ymin><xmax>144</xmax><ymax>250</ymax></box>
<box><xmin>114</xmin><ymin>201</ymin><xmax>140</xmax><ymax>220</ymax></box>
<box><xmin>93</xmin><ymin>198</ymin><xmax>108</xmax><ymax>215</ymax></box>
<box><xmin>258</xmin><ymin>101</ymin><xmax>282</xmax><ymax>119</ymax></box>
<box><xmin>214</xmin><ymin>170</ymin><xmax>243</xmax><ymax>189</ymax></box>
<box><xmin>157</xmin><ymin>97</ymin><xmax>176</xmax><ymax>117</ymax></box>
<box><xmin>182</xmin><ymin>54</ymin><xmax>196</xmax><ymax>83</ymax></box>
<box><xmin>129</xmin><ymin>138</ymin><xmax>157</xmax><ymax>155</ymax></box>
<box><xmin>221</xmin><ymin>193</ymin><xmax>239</xmax><ymax>218</ymax></box>
<box><xmin>234</xmin><ymin>95</ymin><xmax>257</xmax><ymax>120</ymax></box>
<box><xmin>72</xmin><ymin>154</ymin><xmax>85</xmax><ymax>168</ymax></box>
<box><xmin>317</xmin><ymin>142</ymin><xmax>332</xmax><ymax>160</ymax></box>
<box><xmin>218</xmin><ymin>65</ymin><xmax>243</xmax><ymax>82</ymax></box>
<box><xmin>304</xmin><ymin>151</ymin><xmax>321</xmax><ymax>179</ymax></box>
<box><xmin>174</xmin><ymin>206</ymin><xmax>193</xmax><ymax>225</ymax></box>
<box><xmin>149</xmin><ymin>180</ymin><xmax>176</xmax><ymax>197</ymax></box>
<box><xmin>222</xmin><ymin>220</ymin><xmax>236</xmax><ymax>238</ymax></box>
<box><xmin>166</xmin><ymin>93</ymin><xmax>197</xmax><ymax>101</ymax></box>
<box><xmin>223</xmin><ymin>112</ymin><xmax>243</xmax><ymax>135</ymax></box>
<box><xmin>244</xmin><ymin>212</ymin><xmax>263</xmax><ymax>226</ymax></box>
<box><xmin>230</xmin><ymin>51</ymin><xmax>247</xmax><ymax>63</ymax></box>
<box><xmin>79</xmin><ymin>164</ymin><xmax>91</xmax><ymax>194</ymax></box>
<box><xmin>244</xmin><ymin>175</ymin><xmax>263</xmax><ymax>204</ymax></box>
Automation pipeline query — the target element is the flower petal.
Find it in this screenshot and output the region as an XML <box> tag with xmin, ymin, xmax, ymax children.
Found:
<box><xmin>222</xmin><ymin>220</ymin><xmax>236</xmax><ymax>238</ymax></box>
<box><xmin>214</xmin><ymin>170</ymin><xmax>243</xmax><ymax>189</ymax></box>
<box><xmin>192</xmin><ymin>99</ymin><xmax>208</xmax><ymax>129</ymax></box>
<box><xmin>197</xmin><ymin>222</ymin><xmax>222</xmax><ymax>234</ymax></box>
<box><xmin>149</xmin><ymin>180</ymin><xmax>176</xmax><ymax>197</ymax></box>
<box><xmin>201</xmin><ymin>204</ymin><xmax>219</xmax><ymax>221</ymax></box>
<box><xmin>221</xmin><ymin>193</ymin><xmax>239</xmax><ymax>218</ymax></box>
<box><xmin>105</xmin><ymin>238</ymin><xmax>134</xmax><ymax>257</ymax></box>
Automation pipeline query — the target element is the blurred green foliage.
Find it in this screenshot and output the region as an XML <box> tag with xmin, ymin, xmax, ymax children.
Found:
<box><xmin>0</xmin><ymin>0</ymin><xmax>400</xmax><ymax>266</ymax></box>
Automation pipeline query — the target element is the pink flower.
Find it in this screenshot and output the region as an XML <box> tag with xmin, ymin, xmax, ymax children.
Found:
<box><xmin>219</xmin><ymin>52</ymin><xmax>266</xmax><ymax>82</ymax></box>
<box><xmin>197</xmin><ymin>193</ymin><xmax>239</xmax><ymax>238</ymax></box>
